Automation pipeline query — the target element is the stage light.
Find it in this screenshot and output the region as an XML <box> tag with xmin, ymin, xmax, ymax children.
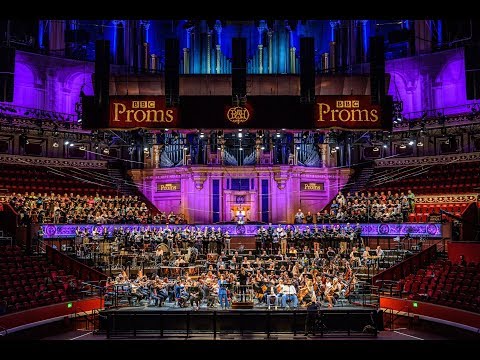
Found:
<box><xmin>164</xmin><ymin>128</ymin><xmax>169</xmax><ymax>131</ymax></box>
<box><xmin>408</xmin><ymin>140</ymin><xmax>414</xmax><ymax>146</ymax></box>
<box><xmin>276</xmin><ymin>132</ymin><xmax>281</xmax><ymax>138</ymax></box>
<box><xmin>239</xmin><ymin>147</ymin><xmax>243</xmax><ymax>151</ymax></box>
<box><xmin>239</xmin><ymin>129</ymin><xmax>243</xmax><ymax>132</ymax></box>
<box><xmin>372</xmin><ymin>146</ymin><xmax>379</xmax><ymax>152</ymax></box>
<box><xmin>238</xmin><ymin>132</ymin><xmax>243</xmax><ymax>138</ymax></box>
<box><xmin>383</xmin><ymin>144</ymin><xmax>388</xmax><ymax>149</ymax></box>
<box><xmin>69</xmin><ymin>143</ymin><xmax>74</xmax><ymax>147</ymax></box>
<box><xmin>261</xmin><ymin>146</ymin><xmax>265</xmax><ymax>150</ymax></box>
<box><xmin>52</xmin><ymin>141</ymin><xmax>59</xmax><ymax>148</ymax></box>
<box><xmin>417</xmin><ymin>141</ymin><xmax>424</xmax><ymax>147</ymax></box>
<box><xmin>399</xmin><ymin>144</ymin><xmax>406</xmax><ymax>149</ymax></box>
<box><xmin>103</xmin><ymin>148</ymin><xmax>110</xmax><ymax>154</ymax></box>
<box><xmin>296</xmin><ymin>146</ymin><xmax>300</xmax><ymax>150</ymax></box>
<box><xmin>79</xmin><ymin>145</ymin><xmax>86</xmax><ymax>151</ymax></box>
<box><xmin>200</xmin><ymin>132</ymin><xmax>204</xmax><ymax>138</ymax></box>
<box><xmin>335</xmin><ymin>146</ymin><xmax>340</xmax><ymax>150</ymax></box>
<box><xmin>64</xmin><ymin>140</ymin><xmax>69</xmax><ymax>145</ymax></box>
<box><xmin>184</xmin><ymin>146</ymin><xmax>188</xmax><ymax>150</ymax></box>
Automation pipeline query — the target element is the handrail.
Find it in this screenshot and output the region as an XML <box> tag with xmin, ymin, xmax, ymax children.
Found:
<box><xmin>0</xmin><ymin>324</ymin><xmax>8</xmax><ymax>337</ymax></box>
<box><xmin>372</xmin><ymin>243</ymin><xmax>438</xmax><ymax>285</ymax></box>
<box><xmin>45</xmin><ymin>244</ymin><xmax>107</xmax><ymax>282</ymax></box>
<box><xmin>382</xmin><ymin>304</ymin><xmax>410</xmax><ymax>330</ymax></box>
<box><xmin>75</xmin><ymin>307</ymin><xmax>99</xmax><ymax>332</ymax></box>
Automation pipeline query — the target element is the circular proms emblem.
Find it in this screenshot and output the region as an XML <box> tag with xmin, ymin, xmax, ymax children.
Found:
<box><xmin>44</xmin><ymin>225</ymin><xmax>57</xmax><ymax>237</ymax></box>
<box><xmin>235</xmin><ymin>224</ymin><xmax>246</xmax><ymax>235</ymax></box>
<box><xmin>378</xmin><ymin>224</ymin><xmax>389</xmax><ymax>235</ymax></box>
<box><xmin>427</xmin><ymin>224</ymin><xmax>438</xmax><ymax>236</ymax></box>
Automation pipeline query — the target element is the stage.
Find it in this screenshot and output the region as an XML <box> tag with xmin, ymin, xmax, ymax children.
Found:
<box><xmin>97</xmin><ymin>303</ymin><xmax>381</xmax><ymax>338</ymax></box>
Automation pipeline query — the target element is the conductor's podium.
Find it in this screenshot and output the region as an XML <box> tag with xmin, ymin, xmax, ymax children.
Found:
<box><xmin>231</xmin><ymin>284</ymin><xmax>255</xmax><ymax>309</ymax></box>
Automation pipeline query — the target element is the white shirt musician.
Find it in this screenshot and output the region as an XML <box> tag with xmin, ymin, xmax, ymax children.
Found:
<box><xmin>281</xmin><ymin>283</ymin><xmax>298</xmax><ymax>308</ymax></box>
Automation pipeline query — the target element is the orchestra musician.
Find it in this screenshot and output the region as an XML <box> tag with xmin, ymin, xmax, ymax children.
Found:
<box><xmin>281</xmin><ymin>280</ymin><xmax>298</xmax><ymax>308</ymax></box>
<box><xmin>325</xmin><ymin>277</ymin><xmax>342</xmax><ymax>308</ymax></box>
<box><xmin>218</xmin><ymin>274</ymin><xmax>229</xmax><ymax>309</ymax></box>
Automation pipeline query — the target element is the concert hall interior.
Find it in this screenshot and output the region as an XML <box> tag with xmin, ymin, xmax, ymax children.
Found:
<box><xmin>1</xmin><ymin>17</ymin><xmax>480</xmax><ymax>344</ymax></box>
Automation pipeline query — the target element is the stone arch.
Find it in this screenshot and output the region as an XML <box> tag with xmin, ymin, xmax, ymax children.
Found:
<box><xmin>62</xmin><ymin>69</ymin><xmax>94</xmax><ymax>115</ymax></box>
<box><xmin>434</xmin><ymin>58</ymin><xmax>466</xmax><ymax>112</ymax></box>
<box><xmin>388</xmin><ymin>70</ymin><xmax>412</xmax><ymax>114</ymax></box>
<box><xmin>13</xmin><ymin>62</ymin><xmax>39</xmax><ymax>108</ymax></box>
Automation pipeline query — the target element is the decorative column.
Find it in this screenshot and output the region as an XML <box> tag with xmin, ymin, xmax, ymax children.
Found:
<box><xmin>357</xmin><ymin>20</ymin><xmax>368</xmax><ymax>64</ymax></box>
<box><xmin>214</xmin><ymin>21</ymin><xmax>222</xmax><ymax>74</ymax></box>
<box><xmin>139</xmin><ymin>20</ymin><xmax>150</xmax><ymax>43</ymax></box>
<box><xmin>183</xmin><ymin>47</ymin><xmax>190</xmax><ymax>74</ymax></box>
<box><xmin>48</xmin><ymin>20</ymin><xmax>66</xmax><ymax>55</ymax></box>
<box><xmin>289</xmin><ymin>46</ymin><xmax>296</xmax><ymax>74</ymax></box>
<box><xmin>257</xmin><ymin>21</ymin><xmax>267</xmax><ymax>74</ymax></box>
<box><xmin>329</xmin><ymin>20</ymin><xmax>339</xmax><ymax>73</ymax></box>
<box><xmin>267</xmin><ymin>30</ymin><xmax>273</xmax><ymax>74</ymax></box>
<box><xmin>255</xmin><ymin>137</ymin><xmax>262</xmax><ymax>164</ymax></box>
<box><xmin>207</xmin><ymin>31</ymin><xmax>212</xmax><ymax>74</ymax></box>
<box><xmin>138</xmin><ymin>20</ymin><xmax>151</xmax><ymax>71</ymax></box>
<box><xmin>112</xmin><ymin>20</ymin><xmax>126</xmax><ymax>65</ymax></box>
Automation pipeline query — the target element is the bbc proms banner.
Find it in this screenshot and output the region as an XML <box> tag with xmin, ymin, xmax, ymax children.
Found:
<box><xmin>102</xmin><ymin>95</ymin><xmax>391</xmax><ymax>130</ymax></box>
<box><xmin>314</xmin><ymin>95</ymin><xmax>388</xmax><ymax>130</ymax></box>
<box><xmin>109</xmin><ymin>96</ymin><xmax>179</xmax><ymax>128</ymax></box>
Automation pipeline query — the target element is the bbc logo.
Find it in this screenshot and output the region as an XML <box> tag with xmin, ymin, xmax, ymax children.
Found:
<box><xmin>336</xmin><ymin>100</ymin><xmax>360</xmax><ymax>108</ymax></box>
<box><xmin>132</xmin><ymin>101</ymin><xmax>156</xmax><ymax>108</ymax></box>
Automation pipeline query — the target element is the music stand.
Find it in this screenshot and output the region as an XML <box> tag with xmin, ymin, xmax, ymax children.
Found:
<box><xmin>393</xmin><ymin>236</ymin><xmax>403</xmax><ymax>250</ymax></box>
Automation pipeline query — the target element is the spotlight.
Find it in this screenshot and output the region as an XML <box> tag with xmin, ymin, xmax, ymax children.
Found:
<box><xmin>103</xmin><ymin>148</ymin><xmax>109</xmax><ymax>154</ymax></box>
<box><xmin>77</xmin><ymin>117</ymin><xmax>82</xmax><ymax>123</ymax></box>
<box><xmin>79</xmin><ymin>145</ymin><xmax>86</xmax><ymax>151</ymax></box>
<box><xmin>64</xmin><ymin>140</ymin><xmax>70</xmax><ymax>145</ymax></box>
<box><xmin>383</xmin><ymin>144</ymin><xmax>388</xmax><ymax>149</ymax></box>
<box><xmin>164</xmin><ymin>128</ymin><xmax>169</xmax><ymax>131</ymax></box>
<box><xmin>296</xmin><ymin>146</ymin><xmax>300</xmax><ymax>150</ymax></box>
<box><xmin>52</xmin><ymin>141</ymin><xmax>59</xmax><ymax>148</ymax></box>
<box><xmin>261</xmin><ymin>146</ymin><xmax>265</xmax><ymax>150</ymax></box>
<box><xmin>276</xmin><ymin>132</ymin><xmax>281</xmax><ymax>138</ymax></box>
<box><xmin>200</xmin><ymin>132</ymin><xmax>205</xmax><ymax>138</ymax></box>
<box><xmin>399</xmin><ymin>144</ymin><xmax>406</xmax><ymax>149</ymax></box>
<box><xmin>408</xmin><ymin>140</ymin><xmax>414</xmax><ymax>146</ymax></box>
<box><xmin>69</xmin><ymin>143</ymin><xmax>74</xmax><ymax>147</ymax></box>
<box><xmin>239</xmin><ymin>129</ymin><xmax>243</xmax><ymax>132</ymax></box>
<box><xmin>184</xmin><ymin>146</ymin><xmax>188</xmax><ymax>150</ymax></box>
<box><xmin>238</xmin><ymin>132</ymin><xmax>243</xmax><ymax>138</ymax></box>
<box><xmin>372</xmin><ymin>146</ymin><xmax>379</xmax><ymax>152</ymax></box>
<box><xmin>335</xmin><ymin>146</ymin><xmax>340</xmax><ymax>150</ymax></box>
<box><xmin>239</xmin><ymin>147</ymin><xmax>243</xmax><ymax>151</ymax></box>
<box><xmin>417</xmin><ymin>141</ymin><xmax>423</xmax><ymax>147</ymax></box>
